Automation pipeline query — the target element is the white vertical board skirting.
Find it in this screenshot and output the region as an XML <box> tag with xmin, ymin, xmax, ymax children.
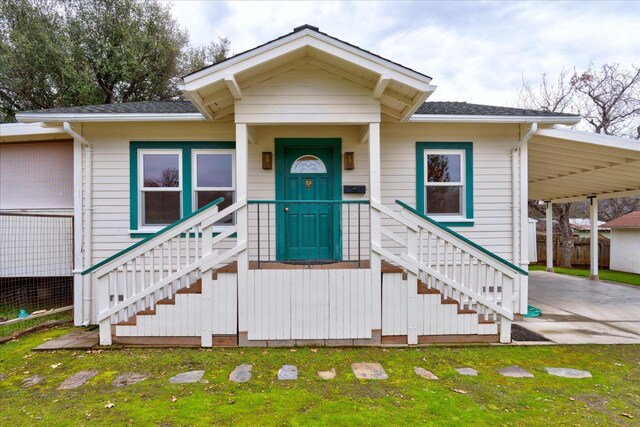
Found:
<box><xmin>247</xmin><ymin>269</ymin><xmax>372</xmax><ymax>340</ymax></box>
<box><xmin>381</xmin><ymin>273</ymin><xmax>496</xmax><ymax>337</ymax></box>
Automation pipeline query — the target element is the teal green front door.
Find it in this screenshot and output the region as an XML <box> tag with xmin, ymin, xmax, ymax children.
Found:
<box><xmin>276</xmin><ymin>139</ymin><xmax>341</xmax><ymax>261</ymax></box>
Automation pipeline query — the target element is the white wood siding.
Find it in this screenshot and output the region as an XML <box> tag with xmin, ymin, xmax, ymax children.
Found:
<box><xmin>610</xmin><ymin>229</ymin><xmax>640</xmax><ymax>274</ymax></box>
<box><xmin>246</xmin><ymin>269</ymin><xmax>372</xmax><ymax>340</ymax></box>
<box><xmin>236</xmin><ymin>65</ymin><xmax>380</xmax><ymax>124</ymax></box>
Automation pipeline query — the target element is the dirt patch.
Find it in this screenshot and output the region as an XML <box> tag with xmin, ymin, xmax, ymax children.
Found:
<box><xmin>512</xmin><ymin>324</ymin><xmax>550</xmax><ymax>342</ymax></box>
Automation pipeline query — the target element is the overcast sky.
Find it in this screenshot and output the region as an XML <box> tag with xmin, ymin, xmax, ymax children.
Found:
<box><xmin>164</xmin><ymin>0</ymin><xmax>639</xmax><ymax>107</ymax></box>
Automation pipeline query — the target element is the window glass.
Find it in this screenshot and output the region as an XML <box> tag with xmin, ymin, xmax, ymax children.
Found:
<box><xmin>426</xmin><ymin>187</ymin><xmax>461</xmax><ymax>214</ymax></box>
<box><xmin>290</xmin><ymin>155</ymin><xmax>327</xmax><ymax>173</ymax></box>
<box><xmin>143</xmin><ymin>153</ymin><xmax>180</xmax><ymax>187</ymax></box>
<box><xmin>196</xmin><ymin>154</ymin><xmax>233</xmax><ymax>187</ymax></box>
<box><xmin>427</xmin><ymin>154</ymin><xmax>461</xmax><ymax>183</ymax></box>
<box><xmin>143</xmin><ymin>192</ymin><xmax>181</xmax><ymax>225</ymax></box>
<box><xmin>196</xmin><ymin>190</ymin><xmax>235</xmax><ymax>224</ymax></box>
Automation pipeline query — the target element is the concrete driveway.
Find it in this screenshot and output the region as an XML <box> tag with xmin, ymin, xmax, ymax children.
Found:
<box><xmin>516</xmin><ymin>271</ymin><xmax>640</xmax><ymax>344</ymax></box>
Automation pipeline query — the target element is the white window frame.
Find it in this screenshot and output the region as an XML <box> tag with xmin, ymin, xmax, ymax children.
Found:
<box><xmin>192</xmin><ymin>149</ymin><xmax>236</xmax><ymax>231</ymax></box>
<box><xmin>138</xmin><ymin>149</ymin><xmax>183</xmax><ymax>230</ymax></box>
<box><xmin>424</xmin><ymin>149</ymin><xmax>466</xmax><ymax>220</ymax></box>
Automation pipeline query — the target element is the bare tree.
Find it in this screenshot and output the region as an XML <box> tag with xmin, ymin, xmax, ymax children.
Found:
<box><xmin>519</xmin><ymin>63</ymin><xmax>640</xmax><ymax>267</ymax></box>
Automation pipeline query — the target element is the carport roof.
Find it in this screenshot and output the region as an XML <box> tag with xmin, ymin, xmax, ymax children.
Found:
<box><xmin>529</xmin><ymin>127</ymin><xmax>640</xmax><ymax>203</ymax></box>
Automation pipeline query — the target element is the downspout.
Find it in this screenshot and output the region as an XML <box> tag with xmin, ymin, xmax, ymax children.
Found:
<box><xmin>63</xmin><ymin>122</ymin><xmax>93</xmax><ymax>326</ymax></box>
<box><xmin>512</xmin><ymin>122</ymin><xmax>537</xmax><ymax>264</ymax></box>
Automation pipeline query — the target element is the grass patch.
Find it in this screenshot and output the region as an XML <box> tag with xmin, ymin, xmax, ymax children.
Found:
<box><xmin>529</xmin><ymin>265</ymin><xmax>640</xmax><ymax>286</ymax></box>
<box><xmin>1</xmin><ymin>326</ymin><xmax>639</xmax><ymax>425</ymax></box>
<box><xmin>0</xmin><ymin>310</ymin><xmax>72</xmax><ymax>338</ymax></box>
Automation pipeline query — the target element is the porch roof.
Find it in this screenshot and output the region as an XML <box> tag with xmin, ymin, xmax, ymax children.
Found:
<box><xmin>179</xmin><ymin>25</ymin><xmax>436</xmax><ymax>123</ymax></box>
<box><xmin>528</xmin><ymin>127</ymin><xmax>640</xmax><ymax>203</ymax></box>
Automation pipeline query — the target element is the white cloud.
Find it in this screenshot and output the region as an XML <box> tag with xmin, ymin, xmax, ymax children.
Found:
<box><xmin>164</xmin><ymin>0</ymin><xmax>639</xmax><ymax>107</ymax></box>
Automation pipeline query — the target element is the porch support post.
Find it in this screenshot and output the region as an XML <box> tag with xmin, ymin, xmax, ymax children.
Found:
<box><xmin>518</xmin><ymin>131</ymin><xmax>529</xmax><ymax>314</ymax></box>
<box><xmin>546</xmin><ymin>201</ymin><xmax>553</xmax><ymax>272</ymax></box>
<box><xmin>589</xmin><ymin>196</ymin><xmax>599</xmax><ymax>280</ymax></box>
<box><xmin>368</xmin><ymin>122</ymin><xmax>382</xmax><ymax>335</ymax></box>
<box><xmin>73</xmin><ymin>138</ymin><xmax>83</xmax><ymax>325</ymax></box>
<box><xmin>236</xmin><ymin>123</ymin><xmax>249</xmax><ymax>337</ymax></box>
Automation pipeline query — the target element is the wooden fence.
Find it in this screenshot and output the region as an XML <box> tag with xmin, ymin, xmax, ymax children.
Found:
<box><xmin>536</xmin><ymin>238</ymin><xmax>610</xmax><ymax>268</ymax></box>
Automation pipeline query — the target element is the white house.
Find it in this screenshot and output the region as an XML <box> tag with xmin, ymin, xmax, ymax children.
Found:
<box><xmin>603</xmin><ymin>211</ymin><xmax>640</xmax><ymax>274</ymax></box>
<box><xmin>11</xmin><ymin>25</ymin><xmax>640</xmax><ymax>346</ymax></box>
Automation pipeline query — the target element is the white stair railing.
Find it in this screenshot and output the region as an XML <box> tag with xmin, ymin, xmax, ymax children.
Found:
<box><xmin>84</xmin><ymin>197</ymin><xmax>247</xmax><ymax>345</ymax></box>
<box><xmin>371</xmin><ymin>200</ymin><xmax>527</xmax><ymax>343</ymax></box>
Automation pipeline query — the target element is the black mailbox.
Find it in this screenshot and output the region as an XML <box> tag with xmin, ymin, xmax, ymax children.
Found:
<box><xmin>343</xmin><ymin>185</ymin><xmax>366</xmax><ymax>194</ymax></box>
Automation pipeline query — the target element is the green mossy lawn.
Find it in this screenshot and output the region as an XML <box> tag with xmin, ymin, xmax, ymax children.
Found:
<box><xmin>1</xmin><ymin>326</ymin><xmax>639</xmax><ymax>426</ymax></box>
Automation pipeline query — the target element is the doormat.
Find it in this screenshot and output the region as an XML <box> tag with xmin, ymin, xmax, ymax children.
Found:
<box><xmin>511</xmin><ymin>324</ymin><xmax>550</xmax><ymax>342</ymax></box>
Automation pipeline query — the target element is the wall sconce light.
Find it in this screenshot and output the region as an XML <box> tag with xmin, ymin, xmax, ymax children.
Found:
<box><xmin>262</xmin><ymin>152</ymin><xmax>273</xmax><ymax>170</ymax></box>
<box><xmin>344</xmin><ymin>152</ymin><xmax>355</xmax><ymax>170</ymax></box>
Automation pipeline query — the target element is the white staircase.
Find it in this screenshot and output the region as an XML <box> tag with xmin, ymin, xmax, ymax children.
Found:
<box><xmin>372</xmin><ymin>200</ymin><xmax>527</xmax><ymax>343</ymax></box>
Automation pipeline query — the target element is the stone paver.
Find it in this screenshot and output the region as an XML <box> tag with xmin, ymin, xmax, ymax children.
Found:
<box><xmin>317</xmin><ymin>368</ymin><xmax>336</xmax><ymax>380</ymax></box>
<box><xmin>545</xmin><ymin>367</ymin><xmax>592</xmax><ymax>378</ymax></box>
<box><xmin>277</xmin><ymin>365</ymin><xmax>298</xmax><ymax>380</ymax></box>
<box><xmin>0</xmin><ymin>373</ymin><xmax>7</xmax><ymax>381</ymax></box>
<box><xmin>229</xmin><ymin>364</ymin><xmax>253</xmax><ymax>383</ymax></box>
<box><xmin>22</xmin><ymin>375</ymin><xmax>45</xmax><ymax>387</ymax></box>
<box><xmin>456</xmin><ymin>367</ymin><xmax>478</xmax><ymax>376</ymax></box>
<box><xmin>414</xmin><ymin>367</ymin><xmax>439</xmax><ymax>380</ymax></box>
<box><xmin>57</xmin><ymin>370</ymin><xmax>99</xmax><ymax>390</ymax></box>
<box><xmin>498</xmin><ymin>366</ymin><xmax>534</xmax><ymax>378</ymax></box>
<box><xmin>32</xmin><ymin>329</ymin><xmax>99</xmax><ymax>351</ymax></box>
<box><xmin>169</xmin><ymin>370</ymin><xmax>205</xmax><ymax>384</ymax></box>
<box><xmin>351</xmin><ymin>362</ymin><xmax>388</xmax><ymax>380</ymax></box>
<box><xmin>112</xmin><ymin>372</ymin><xmax>149</xmax><ymax>387</ymax></box>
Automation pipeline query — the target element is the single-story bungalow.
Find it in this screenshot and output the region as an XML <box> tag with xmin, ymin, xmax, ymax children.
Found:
<box><xmin>9</xmin><ymin>25</ymin><xmax>640</xmax><ymax>346</ymax></box>
<box><xmin>602</xmin><ymin>211</ymin><xmax>640</xmax><ymax>274</ymax></box>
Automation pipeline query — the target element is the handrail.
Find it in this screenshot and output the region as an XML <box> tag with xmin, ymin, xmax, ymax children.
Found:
<box><xmin>395</xmin><ymin>200</ymin><xmax>528</xmax><ymax>276</ymax></box>
<box><xmin>248</xmin><ymin>200</ymin><xmax>369</xmax><ymax>204</ymax></box>
<box><xmin>82</xmin><ymin>197</ymin><xmax>224</xmax><ymax>275</ymax></box>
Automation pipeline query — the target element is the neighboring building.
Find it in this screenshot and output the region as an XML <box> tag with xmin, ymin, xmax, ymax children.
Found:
<box><xmin>603</xmin><ymin>211</ymin><xmax>640</xmax><ymax>274</ymax></box>
<box><xmin>7</xmin><ymin>25</ymin><xmax>640</xmax><ymax>347</ymax></box>
<box><xmin>570</xmin><ymin>218</ymin><xmax>610</xmax><ymax>239</ymax></box>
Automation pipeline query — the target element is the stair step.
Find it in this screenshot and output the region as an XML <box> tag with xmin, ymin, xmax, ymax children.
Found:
<box><xmin>137</xmin><ymin>309</ymin><xmax>156</xmax><ymax>316</ymax></box>
<box><xmin>217</xmin><ymin>262</ymin><xmax>238</xmax><ymax>273</ymax></box>
<box><xmin>381</xmin><ymin>261</ymin><xmax>403</xmax><ymax>273</ymax></box>
<box><xmin>457</xmin><ymin>308</ymin><xmax>477</xmax><ymax>315</ymax></box>
<box><xmin>478</xmin><ymin>316</ymin><xmax>495</xmax><ymax>324</ymax></box>
<box><xmin>156</xmin><ymin>297</ymin><xmax>175</xmax><ymax>305</ymax></box>
<box><xmin>176</xmin><ymin>279</ymin><xmax>202</xmax><ymax>294</ymax></box>
<box><xmin>441</xmin><ymin>298</ymin><xmax>458</xmax><ymax>305</ymax></box>
<box><xmin>417</xmin><ymin>281</ymin><xmax>441</xmax><ymax>295</ymax></box>
<box><xmin>117</xmin><ymin>316</ymin><xmax>137</xmax><ymax>326</ymax></box>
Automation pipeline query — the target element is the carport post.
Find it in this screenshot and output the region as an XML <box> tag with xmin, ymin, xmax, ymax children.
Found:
<box><xmin>546</xmin><ymin>201</ymin><xmax>553</xmax><ymax>272</ymax></box>
<box><xmin>589</xmin><ymin>196</ymin><xmax>599</xmax><ymax>280</ymax></box>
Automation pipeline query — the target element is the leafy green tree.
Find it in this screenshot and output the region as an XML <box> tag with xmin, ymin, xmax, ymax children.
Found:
<box><xmin>0</xmin><ymin>0</ymin><xmax>230</xmax><ymax>122</ymax></box>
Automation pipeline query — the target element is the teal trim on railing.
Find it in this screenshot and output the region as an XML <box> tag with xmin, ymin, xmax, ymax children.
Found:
<box><xmin>82</xmin><ymin>197</ymin><xmax>225</xmax><ymax>276</ymax></box>
<box><xmin>396</xmin><ymin>199</ymin><xmax>528</xmax><ymax>276</ymax></box>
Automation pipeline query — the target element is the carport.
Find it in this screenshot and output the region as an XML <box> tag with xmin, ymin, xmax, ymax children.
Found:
<box><xmin>528</xmin><ymin>127</ymin><xmax>640</xmax><ymax>279</ymax></box>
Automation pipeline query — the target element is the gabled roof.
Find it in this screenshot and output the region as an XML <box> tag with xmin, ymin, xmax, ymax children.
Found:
<box><xmin>180</xmin><ymin>25</ymin><xmax>436</xmax><ymax>122</ymax></box>
<box><xmin>602</xmin><ymin>211</ymin><xmax>640</xmax><ymax>228</ymax></box>
<box><xmin>16</xmin><ymin>100</ymin><xmax>579</xmax><ymax>123</ymax></box>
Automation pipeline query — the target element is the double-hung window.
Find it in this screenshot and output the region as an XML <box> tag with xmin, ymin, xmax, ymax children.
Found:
<box><xmin>131</xmin><ymin>141</ymin><xmax>235</xmax><ymax>235</ymax></box>
<box><xmin>416</xmin><ymin>142</ymin><xmax>473</xmax><ymax>226</ymax></box>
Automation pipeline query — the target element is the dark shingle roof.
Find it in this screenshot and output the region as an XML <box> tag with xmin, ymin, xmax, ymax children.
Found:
<box><xmin>20</xmin><ymin>101</ymin><xmax>199</xmax><ymax>115</ymax></box>
<box><xmin>415</xmin><ymin>102</ymin><xmax>579</xmax><ymax>117</ymax></box>
<box><xmin>20</xmin><ymin>100</ymin><xmax>579</xmax><ymax>119</ymax></box>
<box><xmin>602</xmin><ymin>211</ymin><xmax>640</xmax><ymax>228</ymax></box>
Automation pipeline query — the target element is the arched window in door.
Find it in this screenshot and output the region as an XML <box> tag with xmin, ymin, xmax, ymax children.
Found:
<box><xmin>290</xmin><ymin>155</ymin><xmax>327</xmax><ymax>173</ymax></box>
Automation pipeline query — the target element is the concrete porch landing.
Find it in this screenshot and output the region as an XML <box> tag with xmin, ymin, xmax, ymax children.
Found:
<box><xmin>32</xmin><ymin>328</ymin><xmax>99</xmax><ymax>351</ymax></box>
<box><xmin>516</xmin><ymin>271</ymin><xmax>640</xmax><ymax>344</ymax></box>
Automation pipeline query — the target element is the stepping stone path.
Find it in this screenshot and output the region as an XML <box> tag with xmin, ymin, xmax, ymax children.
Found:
<box><xmin>498</xmin><ymin>366</ymin><xmax>534</xmax><ymax>378</ymax></box>
<box><xmin>57</xmin><ymin>370</ymin><xmax>98</xmax><ymax>390</ymax></box>
<box><xmin>545</xmin><ymin>367</ymin><xmax>592</xmax><ymax>378</ymax></box>
<box><xmin>317</xmin><ymin>368</ymin><xmax>336</xmax><ymax>380</ymax></box>
<box><xmin>229</xmin><ymin>364</ymin><xmax>253</xmax><ymax>383</ymax></box>
<box><xmin>22</xmin><ymin>375</ymin><xmax>45</xmax><ymax>388</ymax></box>
<box><xmin>414</xmin><ymin>367</ymin><xmax>439</xmax><ymax>380</ymax></box>
<box><xmin>169</xmin><ymin>370</ymin><xmax>205</xmax><ymax>384</ymax></box>
<box><xmin>277</xmin><ymin>365</ymin><xmax>298</xmax><ymax>380</ymax></box>
<box><xmin>112</xmin><ymin>372</ymin><xmax>149</xmax><ymax>387</ymax></box>
<box><xmin>351</xmin><ymin>362</ymin><xmax>388</xmax><ymax>380</ymax></box>
<box><xmin>456</xmin><ymin>367</ymin><xmax>478</xmax><ymax>376</ymax></box>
